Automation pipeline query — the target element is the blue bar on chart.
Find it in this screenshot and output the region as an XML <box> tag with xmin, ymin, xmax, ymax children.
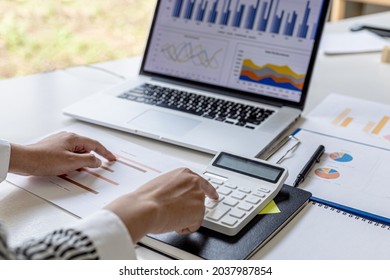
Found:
<box><xmin>283</xmin><ymin>11</ymin><xmax>297</xmax><ymax>36</ymax></box>
<box><xmin>173</xmin><ymin>0</ymin><xmax>184</xmax><ymax>18</ymax></box>
<box><xmin>258</xmin><ymin>0</ymin><xmax>274</xmax><ymax>32</ymax></box>
<box><xmin>184</xmin><ymin>0</ymin><xmax>196</xmax><ymax>20</ymax></box>
<box><xmin>196</xmin><ymin>0</ymin><xmax>209</xmax><ymax>21</ymax></box>
<box><xmin>298</xmin><ymin>1</ymin><xmax>311</xmax><ymax>38</ymax></box>
<box><xmin>245</xmin><ymin>0</ymin><xmax>260</xmax><ymax>30</ymax></box>
<box><xmin>232</xmin><ymin>1</ymin><xmax>245</xmax><ymax>28</ymax></box>
<box><xmin>170</xmin><ymin>0</ymin><xmax>319</xmax><ymax>41</ymax></box>
<box><xmin>219</xmin><ymin>0</ymin><xmax>232</xmax><ymax>26</ymax></box>
<box><xmin>270</xmin><ymin>0</ymin><xmax>284</xmax><ymax>34</ymax></box>
<box><xmin>208</xmin><ymin>0</ymin><xmax>219</xmax><ymax>23</ymax></box>
<box><xmin>311</xmin><ymin>22</ymin><xmax>318</xmax><ymax>40</ymax></box>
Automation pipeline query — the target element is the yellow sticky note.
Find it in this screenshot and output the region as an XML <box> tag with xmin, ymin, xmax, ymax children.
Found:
<box><xmin>259</xmin><ymin>200</ymin><xmax>281</xmax><ymax>214</ymax></box>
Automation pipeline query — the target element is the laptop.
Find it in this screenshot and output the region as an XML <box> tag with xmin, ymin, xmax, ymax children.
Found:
<box><xmin>64</xmin><ymin>0</ymin><xmax>330</xmax><ymax>157</ymax></box>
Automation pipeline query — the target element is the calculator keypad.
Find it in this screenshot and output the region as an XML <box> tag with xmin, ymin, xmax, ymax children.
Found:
<box><xmin>202</xmin><ymin>175</ymin><xmax>273</xmax><ymax>235</ymax></box>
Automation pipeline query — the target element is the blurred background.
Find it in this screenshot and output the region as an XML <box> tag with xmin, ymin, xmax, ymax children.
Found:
<box><xmin>0</xmin><ymin>0</ymin><xmax>155</xmax><ymax>79</ymax></box>
<box><xmin>0</xmin><ymin>0</ymin><xmax>389</xmax><ymax>80</ymax></box>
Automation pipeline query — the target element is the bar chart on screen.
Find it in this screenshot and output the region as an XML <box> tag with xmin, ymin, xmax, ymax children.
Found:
<box><xmin>169</xmin><ymin>0</ymin><xmax>322</xmax><ymax>40</ymax></box>
<box><xmin>7</xmin><ymin>124</ymin><xmax>192</xmax><ymax>218</ymax></box>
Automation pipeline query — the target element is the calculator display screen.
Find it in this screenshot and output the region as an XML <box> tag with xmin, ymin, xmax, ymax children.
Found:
<box><xmin>213</xmin><ymin>152</ymin><xmax>284</xmax><ymax>183</ymax></box>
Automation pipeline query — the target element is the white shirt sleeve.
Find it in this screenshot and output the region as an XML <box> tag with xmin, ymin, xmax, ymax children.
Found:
<box><xmin>0</xmin><ymin>140</ymin><xmax>136</xmax><ymax>259</ymax></box>
<box><xmin>0</xmin><ymin>140</ymin><xmax>11</xmax><ymax>183</ymax></box>
<box><xmin>72</xmin><ymin>209</ymin><xmax>137</xmax><ymax>259</ymax></box>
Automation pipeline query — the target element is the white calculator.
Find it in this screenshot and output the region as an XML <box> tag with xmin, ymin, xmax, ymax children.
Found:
<box><xmin>202</xmin><ymin>151</ymin><xmax>288</xmax><ymax>236</ymax></box>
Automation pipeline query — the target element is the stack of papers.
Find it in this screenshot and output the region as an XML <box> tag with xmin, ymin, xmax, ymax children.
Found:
<box><xmin>320</xmin><ymin>30</ymin><xmax>390</xmax><ymax>55</ymax></box>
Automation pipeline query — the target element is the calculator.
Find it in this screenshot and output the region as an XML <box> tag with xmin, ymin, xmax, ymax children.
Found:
<box><xmin>202</xmin><ymin>151</ymin><xmax>288</xmax><ymax>236</ymax></box>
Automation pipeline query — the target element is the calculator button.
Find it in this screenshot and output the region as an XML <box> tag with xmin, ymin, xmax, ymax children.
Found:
<box><xmin>205</xmin><ymin>197</ymin><xmax>223</xmax><ymax>209</ymax></box>
<box><xmin>257</xmin><ymin>187</ymin><xmax>271</xmax><ymax>193</ymax></box>
<box><xmin>202</xmin><ymin>176</ymin><xmax>211</xmax><ymax>181</ymax></box>
<box><xmin>221</xmin><ymin>216</ymin><xmax>238</xmax><ymax>227</ymax></box>
<box><xmin>206</xmin><ymin>205</ymin><xmax>230</xmax><ymax>221</ymax></box>
<box><xmin>225</xmin><ymin>183</ymin><xmax>237</xmax><ymax>190</ymax></box>
<box><xmin>210</xmin><ymin>179</ymin><xmax>225</xmax><ymax>185</ymax></box>
<box><xmin>217</xmin><ymin>187</ymin><xmax>232</xmax><ymax>196</ymax></box>
<box><xmin>253</xmin><ymin>192</ymin><xmax>266</xmax><ymax>198</ymax></box>
<box><xmin>238</xmin><ymin>202</ymin><xmax>253</xmax><ymax>212</ymax></box>
<box><xmin>229</xmin><ymin>208</ymin><xmax>246</xmax><ymax>219</ymax></box>
<box><xmin>245</xmin><ymin>196</ymin><xmax>261</xmax><ymax>205</ymax></box>
<box><xmin>238</xmin><ymin>187</ymin><xmax>251</xmax><ymax>194</ymax></box>
<box><xmin>231</xmin><ymin>191</ymin><xmax>246</xmax><ymax>200</ymax></box>
<box><xmin>205</xmin><ymin>200</ymin><xmax>218</xmax><ymax>209</ymax></box>
<box><xmin>223</xmin><ymin>197</ymin><xmax>239</xmax><ymax>207</ymax></box>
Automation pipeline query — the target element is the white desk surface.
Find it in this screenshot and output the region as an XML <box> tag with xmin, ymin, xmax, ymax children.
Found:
<box><xmin>0</xmin><ymin>11</ymin><xmax>389</xmax><ymax>260</ymax></box>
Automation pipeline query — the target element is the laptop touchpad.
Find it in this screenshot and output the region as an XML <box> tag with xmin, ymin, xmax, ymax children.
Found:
<box><xmin>128</xmin><ymin>110</ymin><xmax>201</xmax><ymax>137</ymax></box>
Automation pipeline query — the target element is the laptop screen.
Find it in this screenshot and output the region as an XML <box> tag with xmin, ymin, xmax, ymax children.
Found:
<box><xmin>141</xmin><ymin>0</ymin><xmax>329</xmax><ymax>109</ymax></box>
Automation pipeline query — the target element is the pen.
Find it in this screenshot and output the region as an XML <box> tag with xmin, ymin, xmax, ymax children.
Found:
<box><xmin>293</xmin><ymin>145</ymin><xmax>325</xmax><ymax>188</ymax></box>
<box><xmin>350</xmin><ymin>24</ymin><xmax>390</xmax><ymax>38</ymax></box>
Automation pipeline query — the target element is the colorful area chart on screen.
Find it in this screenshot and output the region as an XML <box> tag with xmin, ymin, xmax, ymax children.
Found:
<box><xmin>240</xmin><ymin>59</ymin><xmax>305</xmax><ymax>91</ymax></box>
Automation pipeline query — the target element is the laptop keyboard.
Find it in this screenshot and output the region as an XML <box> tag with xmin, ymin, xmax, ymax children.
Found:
<box><xmin>118</xmin><ymin>83</ymin><xmax>274</xmax><ymax>129</ymax></box>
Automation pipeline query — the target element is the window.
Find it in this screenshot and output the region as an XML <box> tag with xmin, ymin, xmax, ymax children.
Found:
<box><xmin>0</xmin><ymin>0</ymin><xmax>155</xmax><ymax>79</ymax></box>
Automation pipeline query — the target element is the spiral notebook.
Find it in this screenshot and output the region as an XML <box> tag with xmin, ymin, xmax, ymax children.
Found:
<box><xmin>255</xmin><ymin>201</ymin><xmax>390</xmax><ymax>259</ymax></box>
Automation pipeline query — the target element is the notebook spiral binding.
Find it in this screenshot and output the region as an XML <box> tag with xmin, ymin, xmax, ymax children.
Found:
<box><xmin>311</xmin><ymin>201</ymin><xmax>390</xmax><ymax>230</ymax></box>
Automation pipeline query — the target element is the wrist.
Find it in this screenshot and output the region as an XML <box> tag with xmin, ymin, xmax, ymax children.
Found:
<box><xmin>104</xmin><ymin>193</ymin><xmax>159</xmax><ymax>243</ymax></box>
<box><xmin>9</xmin><ymin>144</ymin><xmax>36</xmax><ymax>175</ymax></box>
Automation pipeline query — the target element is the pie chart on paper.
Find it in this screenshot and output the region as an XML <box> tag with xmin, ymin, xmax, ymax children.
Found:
<box><xmin>329</xmin><ymin>152</ymin><xmax>353</xmax><ymax>163</ymax></box>
<box><xmin>314</xmin><ymin>168</ymin><xmax>340</xmax><ymax>179</ymax></box>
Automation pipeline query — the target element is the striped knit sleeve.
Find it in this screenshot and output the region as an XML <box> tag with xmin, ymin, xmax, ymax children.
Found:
<box><xmin>0</xmin><ymin>210</ymin><xmax>136</xmax><ymax>260</ymax></box>
<box><xmin>0</xmin><ymin>223</ymin><xmax>99</xmax><ymax>260</ymax></box>
<box><xmin>0</xmin><ymin>223</ymin><xmax>10</xmax><ymax>259</ymax></box>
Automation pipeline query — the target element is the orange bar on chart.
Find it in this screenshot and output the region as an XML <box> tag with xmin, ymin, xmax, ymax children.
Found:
<box><xmin>78</xmin><ymin>168</ymin><xmax>119</xmax><ymax>186</ymax></box>
<box><xmin>115</xmin><ymin>154</ymin><xmax>162</xmax><ymax>173</ymax></box>
<box><xmin>363</xmin><ymin>121</ymin><xmax>375</xmax><ymax>133</ymax></box>
<box><xmin>116</xmin><ymin>159</ymin><xmax>147</xmax><ymax>173</ymax></box>
<box><xmin>332</xmin><ymin>108</ymin><xmax>351</xmax><ymax>125</ymax></box>
<box><xmin>372</xmin><ymin>116</ymin><xmax>390</xmax><ymax>135</ymax></box>
<box><xmin>58</xmin><ymin>175</ymin><xmax>99</xmax><ymax>194</ymax></box>
<box><xmin>341</xmin><ymin>117</ymin><xmax>353</xmax><ymax>127</ymax></box>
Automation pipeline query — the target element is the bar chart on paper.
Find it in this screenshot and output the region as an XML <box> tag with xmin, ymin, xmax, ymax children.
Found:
<box><xmin>304</xmin><ymin>94</ymin><xmax>390</xmax><ymax>149</ymax></box>
<box><xmin>331</xmin><ymin>108</ymin><xmax>390</xmax><ymax>143</ymax></box>
<box><xmin>7</xmin><ymin>124</ymin><xmax>190</xmax><ymax>218</ymax></box>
